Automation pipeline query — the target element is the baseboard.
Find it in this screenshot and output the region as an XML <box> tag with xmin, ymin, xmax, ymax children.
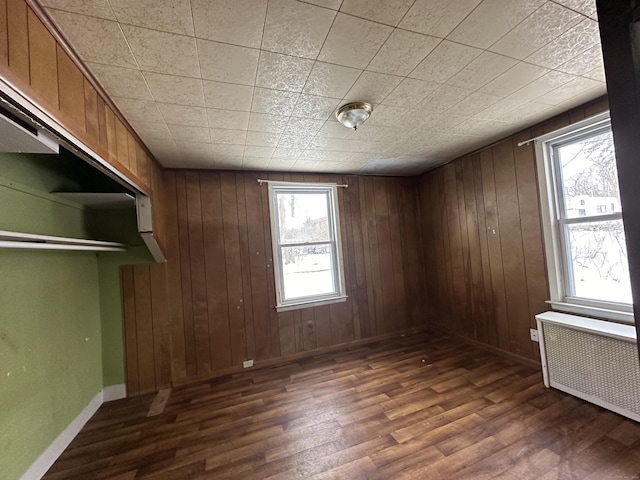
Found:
<box><xmin>20</xmin><ymin>391</ymin><xmax>103</xmax><ymax>480</ymax></box>
<box><xmin>102</xmin><ymin>383</ymin><xmax>127</xmax><ymax>402</ymax></box>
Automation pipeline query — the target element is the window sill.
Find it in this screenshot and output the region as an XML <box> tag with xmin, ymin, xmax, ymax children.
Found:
<box><xmin>547</xmin><ymin>300</ymin><xmax>634</xmax><ymax>324</ymax></box>
<box><xmin>275</xmin><ymin>295</ymin><xmax>347</xmax><ymax>312</ymax></box>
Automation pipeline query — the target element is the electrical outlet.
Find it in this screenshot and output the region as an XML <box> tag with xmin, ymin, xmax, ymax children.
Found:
<box><xmin>243</xmin><ymin>359</ymin><xmax>254</xmax><ymax>368</ymax></box>
<box><xmin>530</xmin><ymin>328</ymin><xmax>539</xmax><ymax>342</ymax></box>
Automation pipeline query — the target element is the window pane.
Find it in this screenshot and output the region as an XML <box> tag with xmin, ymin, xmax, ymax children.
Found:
<box><xmin>557</xmin><ymin>129</ymin><xmax>621</xmax><ymax>219</ymax></box>
<box><xmin>566</xmin><ymin>219</ymin><xmax>631</xmax><ymax>304</ymax></box>
<box><xmin>275</xmin><ymin>192</ymin><xmax>330</xmax><ymax>244</ymax></box>
<box><xmin>280</xmin><ymin>244</ymin><xmax>335</xmax><ymax>300</ymax></box>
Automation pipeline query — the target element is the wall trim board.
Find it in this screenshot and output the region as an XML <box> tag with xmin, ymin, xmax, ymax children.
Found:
<box><xmin>171</xmin><ymin>326</ymin><xmax>430</xmax><ymax>388</ymax></box>
<box><xmin>19</xmin><ymin>390</ymin><xmax>103</xmax><ymax>480</ymax></box>
<box><xmin>102</xmin><ymin>384</ymin><xmax>127</xmax><ymax>402</ymax></box>
<box><xmin>428</xmin><ymin>324</ymin><xmax>542</xmax><ymax>369</ymax></box>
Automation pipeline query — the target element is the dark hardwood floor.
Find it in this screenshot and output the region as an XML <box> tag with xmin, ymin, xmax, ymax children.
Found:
<box><xmin>43</xmin><ymin>331</ymin><xmax>640</xmax><ymax>479</ymax></box>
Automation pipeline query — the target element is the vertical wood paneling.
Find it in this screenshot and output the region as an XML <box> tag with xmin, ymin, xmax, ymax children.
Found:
<box><xmin>0</xmin><ymin>0</ymin><xmax>7</xmax><ymax>66</ymax></box>
<box><xmin>236</xmin><ymin>174</ymin><xmax>256</xmax><ymax>360</ymax></box>
<box><xmin>115</xmin><ymin>119</ymin><xmax>129</xmax><ymax>169</ymax></box>
<box><xmin>121</xmin><ymin>266</ymin><xmax>139</xmax><ymax>396</ymax></box>
<box><xmin>127</xmin><ymin>133</ymin><xmax>138</xmax><ymax>177</ymax></box>
<box><xmin>27</xmin><ymin>9</ymin><xmax>57</xmax><ymax>107</ymax></box>
<box><xmin>84</xmin><ymin>79</ymin><xmax>99</xmax><ymax>140</ymax></box>
<box><xmin>56</xmin><ymin>45</ymin><xmax>85</xmax><ymax>130</ymax></box>
<box><xmin>105</xmin><ymin>107</ymin><xmax>117</xmax><ymax>161</ymax></box>
<box><xmin>7</xmin><ymin>0</ymin><xmax>28</xmax><ymax>83</ymax></box>
<box><xmin>133</xmin><ymin>265</ymin><xmax>155</xmax><ymax>395</ymax></box>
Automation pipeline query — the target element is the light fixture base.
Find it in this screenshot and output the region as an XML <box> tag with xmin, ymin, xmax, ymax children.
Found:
<box><xmin>335</xmin><ymin>102</ymin><xmax>372</xmax><ymax>131</ymax></box>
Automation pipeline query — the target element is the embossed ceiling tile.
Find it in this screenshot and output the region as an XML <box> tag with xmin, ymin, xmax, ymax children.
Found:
<box><xmin>301</xmin><ymin>0</ymin><xmax>341</xmax><ymax>9</ymax></box>
<box><xmin>252</xmin><ymin>88</ymin><xmax>300</xmax><ymax>115</ymax></box>
<box><xmin>410</xmin><ymin>40</ymin><xmax>482</xmax><ymax>83</ymax></box>
<box><xmin>501</xmin><ymin>100</ymin><xmax>560</xmax><ymax>124</ymax></box>
<box><xmin>198</xmin><ymin>40</ymin><xmax>259</xmax><ymax>86</ymax></box>
<box><xmin>344</xmin><ymin>72</ymin><xmax>403</xmax><ymax>105</ymax></box>
<box><xmin>383</xmin><ymin>78</ymin><xmax>440</xmax><ymax>107</ymax></box>
<box><xmin>167</xmin><ymin>125</ymin><xmax>211</xmax><ymax>143</ymax></box>
<box><xmin>248</xmin><ymin>113</ymin><xmax>290</xmax><ymax>133</ymax></box>
<box><xmin>272</xmin><ymin>148</ymin><xmax>303</xmax><ymax>159</ymax></box>
<box><xmin>111</xmin><ymin>97</ymin><xmax>164</xmax><ymax>123</ymax></box>
<box><xmin>175</xmin><ymin>141</ymin><xmax>214</xmax><ymax>161</ymax></box>
<box><xmin>478</xmin><ymin>62</ymin><xmax>549</xmax><ymax>97</ymax></box>
<box><xmin>447</xmin><ymin>0</ymin><xmax>544</xmax><ymax>49</ymax></box>
<box><xmin>553</xmin><ymin>0</ymin><xmax>597</xmax><ymax>19</ymax></box>
<box><xmin>283</xmin><ymin>117</ymin><xmax>325</xmax><ymax>137</ymax></box>
<box><xmin>368</xmin><ymin>30</ymin><xmax>440</xmax><ymax>76</ymax></box>
<box><xmin>414</xmin><ymin>113</ymin><xmax>467</xmax><ymax>133</ymax></box>
<box><xmin>109</xmin><ymin>0</ymin><xmax>194</xmax><ymax>35</ymax></box>
<box><xmin>144</xmin><ymin>73</ymin><xmax>205</xmax><ymax>106</ymax></box>
<box><xmin>42</xmin><ymin>1</ymin><xmax>114</xmax><ymax>19</ymax></box>
<box><xmin>318</xmin><ymin>13</ymin><xmax>393</xmax><ymax>69</ymax></box>
<box><xmin>525</xmin><ymin>19</ymin><xmax>600</xmax><ymax>70</ymax></box>
<box><xmin>556</xmin><ymin>43</ymin><xmax>604</xmax><ymax>76</ymax></box>
<box><xmin>203</xmin><ymin>81</ymin><xmax>254</xmax><ymax>111</ymax></box>
<box><xmin>473</xmin><ymin>97</ymin><xmax>530</xmax><ymax>120</ymax></box>
<box><xmin>555</xmin><ymin>85</ymin><xmax>606</xmax><ymax>111</ymax></box>
<box><xmin>207</xmin><ymin>109</ymin><xmax>250</xmax><ymax>130</ymax></box>
<box><xmin>246</xmin><ymin>131</ymin><xmax>281</xmax><ymax>147</ymax></box>
<box><xmin>208</xmin><ymin>157</ymin><xmax>244</xmax><ymax>168</ymax></box>
<box><xmin>191</xmin><ymin>0</ymin><xmax>267</xmax><ymax>48</ymax></box>
<box><xmin>46</xmin><ymin>10</ymin><xmax>135</xmax><ymax>67</ymax></box>
<box><xmin>244</xmin><ymin>146</ymin><xmax>276</xmax><ymax>158</ymax></box>
<box><xmin>419</xmin><ymin>84</ymin><xmax>474</xmax><ymax>114</ymax></box>
<box><xmin>86</xmin><ymin>63</ymin><xmax>152</xmax><ymax>100</ymax></box>
<box><xmin>278</xmin><ymin>134</ymin><xmax>314</xmax><ymax>149</ymax></box>
<box><xmin>293</xmin><ymin>95</ymin><xmax>342</xmax><ymax>121</ymax></box>
<box><xmin>242</xmin><ymin>157</ymin><xmax>271</xmax><ymax>169</ymax></box>
<box><xmin>209</xmin><ymin>128</ymin><xmax>247</xmax><ymax>145</ymax></box>
<box><xmin>121</xmin><ymin>25</ymin><xmax>200</xmax><ymax>77</ymax></box>
<box><xmin>450</xmin><ymin>117</ymin><xmax>510</xmax><ymax>136</ymax></box>
<box><xmin>447</xmin><ymin>51</ymin><xmax>518</xmax><ymax>91</ymax></box>
<box><xmin>303</xmin><ymin>63</ymin><xmax>361</xmax><ymax>98</ymax></box>
<box><xmin>158</xmin><ymin>104</ymin><xmax>207</xmax><ymax>127</ymax></box>
<box><xmin>211</xmin><ymin>144</ymin><xmax>244</xmax><ymax>158</ymax></box>
<box><xmin>317</xmin><ymin>120</ymin><xmax>352</xmax><ymax>139</ymax></box>
<box><xmin>584</xmin><ymin>65</ymin><xmax>606</xmax><ymax>83</ymax></box>
<box><xmin>256</xmin><ymin>52</ymin><xmax>314</xmax><ymax>92</ymax></box>
<box><xmin>399</xmin><ymin>0</ymin><xmax>482</xmax><ymax>38</ymax></box>
<box><xmin>268</xmin><ymin>158</ymin><xmax>297</xmax><ymax>170</ymax></box>
<box><xmin>444</xmin><ymin>92</ymin><xmax>502</xmax><ymax>117</ymax></box>
<box><xmin>534</xmin><ymin>77</ymin><xmax>604</xmax><ymax>106</ymax></box>
<box><xmin>489</xmin><ymin>2</ymin><xmax>584</xmax><ymax>60</ymax></box>
<box><xmin>506</xmin><ymin>70</ymin><xmax>574</xmax><ymax>103</ymax></box>
<box><xmin>340</xmin><ymin>0</ymin><xmax>415</xmax><ymax>26</ymax></box>
<box><xmin>145</xmin><ymin>138</ymin><xmax>180</xmax><ymax>165</ymax></box>
<box><xmin>131</xmin><ymin>121</ymin><xmax>170</xmax><ymax>140</ymax></box>
<box><xmin>262</xmin><ymin>0</ymin><xmax>336</xmax><ymax>59</ymax></box>
<box><xmin>366</xmin><ymin>104</ymin><xmax>415</xmax><ymax>126</ymax></box>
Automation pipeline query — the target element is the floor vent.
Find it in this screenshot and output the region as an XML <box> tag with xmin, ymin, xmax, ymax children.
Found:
<box><xmin>536</xmin><ymin>311</ymin><xmax>640</xmax><ymax>422</ymax></box>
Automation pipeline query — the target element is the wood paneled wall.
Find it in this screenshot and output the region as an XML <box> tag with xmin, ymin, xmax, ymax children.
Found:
<box><xmin>417</xmin><ymin>97</ymin><xmax>609</xmax><ymax>362</ymax></box>
<box><xmin>122</xmin><ymin>171</ymin><xmax>426</xmax><ymax>393</ymax></box>
<box><xmin>0</xmin><ymin>0</ymin><xmax>155</xmax><ymax>192</ymax></box>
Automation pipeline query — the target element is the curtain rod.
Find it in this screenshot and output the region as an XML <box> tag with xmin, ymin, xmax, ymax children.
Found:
<box><xmin>257</xmin><ymin>179</ymin><xmax>348</xmax><ymax>188</ymax></box>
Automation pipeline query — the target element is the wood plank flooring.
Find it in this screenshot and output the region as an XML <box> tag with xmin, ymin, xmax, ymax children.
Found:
<box><xmin>43</xmin><ymin>331</ymin><xmax>640</xmax><ymax>479</ymax></box>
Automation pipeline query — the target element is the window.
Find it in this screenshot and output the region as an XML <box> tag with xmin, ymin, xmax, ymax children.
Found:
<box><xmin>267</xmin><ymin>181</ymin><xmax>347</xmax><ymax>312</ymax></box>
<box><xmin>536</xmin><ymin>113</ymin><xmax>633</xmax><ymax>323</ymax></box>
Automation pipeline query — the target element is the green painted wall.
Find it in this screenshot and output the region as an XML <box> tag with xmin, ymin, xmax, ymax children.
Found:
<box><xmin>0</xmin><ymin>152</ymin><xmax>153</xmax><ymax>479</ymax></box>
<box><xmin>0</xmin><ymin>251</ymin><xmax>102</xmax><ymax>480</ymax></box>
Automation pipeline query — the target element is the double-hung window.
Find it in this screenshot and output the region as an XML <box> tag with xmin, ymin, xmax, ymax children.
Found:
<box><xmin>267</xmin><ymin>181</ymin><xmax>347</xmax><ymax>312</ymax></box>
<box><xmin>536</xmin><ymin>113</ymin><xmax>633</xmax><ymax>323</ymax></box>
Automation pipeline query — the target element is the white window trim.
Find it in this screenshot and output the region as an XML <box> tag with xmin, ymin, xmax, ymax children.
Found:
<box><xmin>267</xmin><ymin>181</ymin><xmax>347</xmax><ymax>312</ymax></box>
<box><xmin>535</xmin><ymin>112</ymin><xmax>634</xmax><ymax>324</ymax></box>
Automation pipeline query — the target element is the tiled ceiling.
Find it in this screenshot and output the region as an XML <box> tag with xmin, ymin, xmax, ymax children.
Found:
<box><xmin>40</xmin><ymin>0</ymin><xmax>604</xmax><ymax>175</ymax></box>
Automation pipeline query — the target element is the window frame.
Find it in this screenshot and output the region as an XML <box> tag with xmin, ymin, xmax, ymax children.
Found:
<box><xmin>535</xmin><ymin>112</ymin><xmax>634</xmax><ymax>324</ymax></box>
<box><xmin>267</xmin><ymin>181</ymin><xmax>347</xmax><ymax>312</ymax></box>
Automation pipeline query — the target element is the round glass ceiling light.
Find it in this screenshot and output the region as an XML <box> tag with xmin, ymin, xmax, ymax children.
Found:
<box><xmin>335</xmin><ymin>102</ymin><xmax>372</xmax><ymax>131</ymax></box>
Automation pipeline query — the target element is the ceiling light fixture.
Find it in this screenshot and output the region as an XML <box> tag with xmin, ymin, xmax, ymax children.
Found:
<box><xmin>335</xmin><ymin>102</ymin><xmax>372</xmax><ymax>131</ymax></box>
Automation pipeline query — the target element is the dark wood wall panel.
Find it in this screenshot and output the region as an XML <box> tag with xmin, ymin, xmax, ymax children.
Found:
<box><xmin>417</xmin><ymin>97</ymin><xmax>609</xmax><ymax>361</ymax></box>
<box><xmin>122</xmin><ymin>171</ymin><xmax>427</xmax><ymax>391</ymax></box>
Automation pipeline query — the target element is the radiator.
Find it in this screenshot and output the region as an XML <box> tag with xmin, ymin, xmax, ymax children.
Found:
<box><xmin>535</xmin><ymin>311</ymin><xmax>640</xmax><ymax>422</ymax></box>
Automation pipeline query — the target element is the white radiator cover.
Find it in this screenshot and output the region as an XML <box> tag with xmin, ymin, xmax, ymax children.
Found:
<box><xmin>536</xmin><ymin>311</ymin><xmax>640</xmax><ymax>422</ymax></box>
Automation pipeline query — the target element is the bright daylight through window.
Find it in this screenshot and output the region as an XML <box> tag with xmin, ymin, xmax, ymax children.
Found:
<box><xmin>267</xmin><ymin>181</ymin><xmax>346</xmax><ymax>312</ymax></box>
<box><xmin>537</xmin><ymin>114</ymin><xmax>633</xmax><ymax>322</ymax></box>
